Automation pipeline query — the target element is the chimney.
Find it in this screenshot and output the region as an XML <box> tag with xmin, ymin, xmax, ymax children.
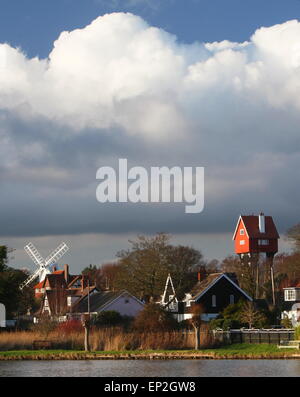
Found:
<box><xmin>64</xmin><ymin>264</ymin><xmax>69</xmax><ymax>284</ymax></box>
<box><xmin>259</xmin><ymin>213</ymin><xmax>265</xmax><ymax>233</ymax></box>
<box><xmin>197</xmin><ymin>268</ymin><xmax>206</xmax><ymax>282</ymax></box>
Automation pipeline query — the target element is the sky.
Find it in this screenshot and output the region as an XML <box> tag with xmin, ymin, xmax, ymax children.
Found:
<box><xmin>1</xmin><ymin>0</ymin><xmax>300</xmax><ymax>272</ymax></box>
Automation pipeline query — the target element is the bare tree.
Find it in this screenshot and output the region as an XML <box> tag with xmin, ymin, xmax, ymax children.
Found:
<box><xmin>240</xmin><ymin>302</ymin><xmax>266</xmax><ymax>329</ymax></box>
<box><xmin>189</xmin><ymin>304</ymin><xmax>204</xmax><ymax>350</ymax></box>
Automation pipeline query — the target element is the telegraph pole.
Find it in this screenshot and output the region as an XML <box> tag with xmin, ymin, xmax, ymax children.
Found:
<box><xmin>83</xmin><ymin>279</ymin><xmax>91</xmax><ymax>352</ymax></box>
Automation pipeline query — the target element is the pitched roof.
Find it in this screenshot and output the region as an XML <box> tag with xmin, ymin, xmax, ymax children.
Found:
<box><xmin>46</xmin><ymin>273</ymin><xmax>67</xmax><ymax>289</ymax></box>
<box><xmin>233</xmin><ymin>215</ymin><xmax>279</xmax><ymax>240</ymax></box>
<box><xmin>190</xmin><ymin>272</ymin><xmax>253</xmax><ymax>302</ymax></box>
<box><xmin>33</xmin><ymin>281</ymin><xmax>44</xmax><ymax>289</ymax></box>
<box><xmin>71</xmin><ymin>290</ymin><xmax>143</xmax><ymax>313</ymax></box>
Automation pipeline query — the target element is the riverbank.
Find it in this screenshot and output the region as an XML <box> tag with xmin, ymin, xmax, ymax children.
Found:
<box><xmin>1</xmin><ymin>344</ymin><xmax>300</xmax><ymax>360</ymax></box>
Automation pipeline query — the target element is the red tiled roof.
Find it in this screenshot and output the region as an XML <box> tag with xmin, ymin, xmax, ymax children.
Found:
<box><xmin>33</xmin><ymin>281</ymin><xmax>44</xmax><ymax>289</ymax></box>
<box><xmin>52</xmin><ymin>270</ymin><xmax>64</xmax><ymax>275</ymax></box>
<box><xmin>237</xmin><ymin>215</ymin><xmax>279</xmax><ymax>239</ymax></box>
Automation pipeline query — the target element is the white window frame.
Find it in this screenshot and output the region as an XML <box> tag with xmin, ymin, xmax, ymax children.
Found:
<box><xmin>240</xmin><ymin>240</ymin><xmax>245</xmax><ymax>245</ymax></box>
<box><xmin>285</xmin><ymin>289</ymin><xmax>296</xmax><ymax>301</ymax></box>
<box><xmin>240</xmin><ymin>229</ymin><xmax>245</xmax><ymax>235</ymax></box>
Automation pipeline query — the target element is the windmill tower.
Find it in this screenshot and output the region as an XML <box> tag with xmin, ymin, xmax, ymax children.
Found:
<box><xmin>19</xmin><ymin>242</ymin><xmax>69</xmax><ymax>290</ymax></box>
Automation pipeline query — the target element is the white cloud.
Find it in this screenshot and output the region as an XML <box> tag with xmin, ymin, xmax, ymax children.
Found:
<box><xmin>1</xmin><ymin>14</ymin><xmax>300</xmax><ymax>143</ymax></box>
<box><xmin>1</xmin><ymin>14</ymin><xmax>300</xmax><ymax>239</ymax></box>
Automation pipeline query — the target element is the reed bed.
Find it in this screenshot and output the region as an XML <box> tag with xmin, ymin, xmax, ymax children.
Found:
<box><xmin>0</xmin><ymin>327</ymin><xmax>214</xmax><ymax>351</ymax></box>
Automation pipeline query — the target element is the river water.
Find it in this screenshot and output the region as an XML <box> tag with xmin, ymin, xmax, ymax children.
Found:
<box><xmin>1</xmin><ymin>359</ymin><xmax>300</xmax><ymax>377</ymax></box>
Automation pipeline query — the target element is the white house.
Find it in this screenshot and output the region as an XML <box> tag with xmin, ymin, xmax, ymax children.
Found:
<box><xmin>281</xmin><ymin>286</ymin><xmax>300</xmax><ymax>327</ymax></box>
<box><xmin>69</xmin><ymin>289</ymin><xmax>145</xmax><ymax>318</ymax></box>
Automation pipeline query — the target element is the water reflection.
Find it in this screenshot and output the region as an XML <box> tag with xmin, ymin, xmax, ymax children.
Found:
<box><xmin>1</xmin><ymin>360</ymin><xmax>300</xmax><ymax>377</ymax></box>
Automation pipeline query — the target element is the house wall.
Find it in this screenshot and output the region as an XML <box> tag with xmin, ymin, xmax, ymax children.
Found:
<box><xmin>0</xmin><ymin>303</ymin><xmax>5</xmax><ymax>327</ymax></box>
<box><xmin>249</xmin><ymin>238</ymin><xmax>278</xmax><ymax>254</ymax></box>
<box><xmin>192</xmin><ymin>276</ymin><xmax>251</xmax><ymax>315</ymax></box>
<box><xmin>282</xmin><ymin>302</ymin><xmax>300</xmax><ymax>327</ymax></box>
<box><xmin>98</xmin><ymin>294</ymin><xmax>144</xmax><ymax>317</ymax></box>
<box><xmin>234</xmin><ymin>219</ymin><xmax>250</xmax><ymax>254</ymax></box>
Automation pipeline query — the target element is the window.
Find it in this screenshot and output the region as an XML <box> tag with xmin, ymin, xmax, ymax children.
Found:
<box><xmin>240</xmin><ymin>229</ymin><xmax>245</xmax><ymax>235</ymax></box>
<box><xmin>212</xmin><ymin>295</ymin><xmax>216</xmax><ymax>307</ymax></box>
<box><xmin>230</xmin><ymin>295</ymin><xmax>235</xmax><ymax>304</ymax></box>
<box><xmin>285</xmin><ymin>289</ymin><xmax>296</xmax><ymax>301</ymax></box>
<box><xmin>258</xmin><ymin>240</ymin><xmax>269</xmax><ymax>246</ymax></box>
<box><xmin>240</xmin><ymin>240</ymin><xmax>245</xmax><ymax>245</ymax></box>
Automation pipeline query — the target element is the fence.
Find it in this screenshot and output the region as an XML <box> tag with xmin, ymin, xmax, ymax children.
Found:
<box><xmin>214</xmin><ymin>329</ymin><xmax>295</xmax><ymax>345</ymax></box>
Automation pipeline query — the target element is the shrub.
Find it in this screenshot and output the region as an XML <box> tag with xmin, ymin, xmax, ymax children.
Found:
<box><xmin>31</xmin><ymin>316</ymin><xmax>57</xmax><ymax>337</ymax></box>
<box><xmin>133</xmin><ymin>303</ymin><xmax>178</xmax><ymax>332</ymax></box>
<box><xmin>281</xmin><ymin>315</ymin><xmax>293</xmax><ymax>329</ymax></box>
<box><xmin>57</xmin><ymin>319</ymin><xmax>83</xmax><ymax>335</ymax></box>
<box><xmin>294</xmin><ymin>326</ymin><xmax>300</xmax><ymax>340</ymax></box>
<box><xmin>92</xmin><ymin>311</ymin><xmax>131</xmax><ymax>327</ymax></box>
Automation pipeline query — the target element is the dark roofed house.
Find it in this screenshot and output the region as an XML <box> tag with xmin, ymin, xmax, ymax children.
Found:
<box><xmin>233</xmin><ymin>213</ymin><xmax>279</xmax><ymax>256</ymax></box>
<box><xmin>161</xmin><ymin>272</ymin><xmax>252</xmax><ymax>322</ymax></box>
<box><xmin>69</xmin><ymin>290</ymin><xmax>144</xmax><ymax>319</ymax></box>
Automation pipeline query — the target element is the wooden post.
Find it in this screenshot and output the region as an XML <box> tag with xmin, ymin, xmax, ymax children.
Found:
<box><xmin>256</xmin><ymin>263</ymin><xmax>259</xmax><ymax>299</ymax></box>
<box><xmin>270</xmin><ymin>265</ymin><xmax>276</xmax><ymax>306</ymax></box>
<box><xmin>193</xmin><ymin>326</ymin><xmax>200</xmax><ymax>350</ymax></box>
<box><xmin>82</xmin><ymin>280</ymin><xmax>91</xmax><ymax>352</ymax></box>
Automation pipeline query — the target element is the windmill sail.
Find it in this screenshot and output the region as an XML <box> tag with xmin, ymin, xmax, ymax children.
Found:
<box><xmin>24</xmin><ymin>243</ymin><xmax>44</xmax><ymax>267</ymax></box>
<box><xmin>44</xmin><ymin>243</ymin><xmax>69</xmax><ymax>267</ymax></box>
<box><xmin>19</xmin><ymin>242</ymin><xmax>70</xmax><ymax>291</ymax></box>
<box><xmin>19</xmin><ymin>268</ymin><xmax>42</xmax><ymax>291</ymax></box>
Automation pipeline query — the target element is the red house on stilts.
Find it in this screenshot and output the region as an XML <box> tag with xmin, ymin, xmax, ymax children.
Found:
<box><xmin>232</xmin><ymin>213</ymin><xmax>280</xmax><ymax>304</ymax></box>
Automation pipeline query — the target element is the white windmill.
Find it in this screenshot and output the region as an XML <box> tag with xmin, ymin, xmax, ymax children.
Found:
<box><xmin>19</xmin><ymin>242</ymin><xmax>69</xmax><ymax>290</ymax></box>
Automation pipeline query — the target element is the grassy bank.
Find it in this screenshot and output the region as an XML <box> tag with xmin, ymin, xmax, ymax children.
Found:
<box><xmin>0</xmin><ymin>344</ymin><xmax>300</xmax><ymax>360</ymax></box>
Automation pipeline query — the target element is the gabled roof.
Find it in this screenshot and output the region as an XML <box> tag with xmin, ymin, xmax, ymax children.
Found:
<box><xmin>190</xmin><ymin>273</ymin><xmax>253</xmax><ymax>302</ymax></box>
<box><xmin>232</xmin><ymin>215</ymin><xmax>279</xmax><ymax>240</ymax></box>
<box><xmin>71</xmin><ymin>290</ymin><xmax>144</xmax><ymax>313</ymax></box>
<box><xmin>46</xmin><ymin>273</ymin><xmax>67</xmax><ymax>289</ymax></box>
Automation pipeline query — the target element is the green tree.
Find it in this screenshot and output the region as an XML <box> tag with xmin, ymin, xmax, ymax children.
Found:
<box><xmin>82</xmin><ymin>264</ymin><xmax>98</xmax><ymax>284</ymax></box>
<box><xmin>0</xmin><ymin>246</ymin><xmax>36</xmax><ymax>318</ymax></box>
<box><xmin>0</xmin><ymin>246</ymin><xmax>8</xmax><ymax>272</ymax></box>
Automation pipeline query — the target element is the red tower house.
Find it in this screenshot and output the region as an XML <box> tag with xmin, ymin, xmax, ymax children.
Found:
<box><xmin>233</xmin><ymin>213</ymin><xmax>280</xmax><ymax>304</ymax></box>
